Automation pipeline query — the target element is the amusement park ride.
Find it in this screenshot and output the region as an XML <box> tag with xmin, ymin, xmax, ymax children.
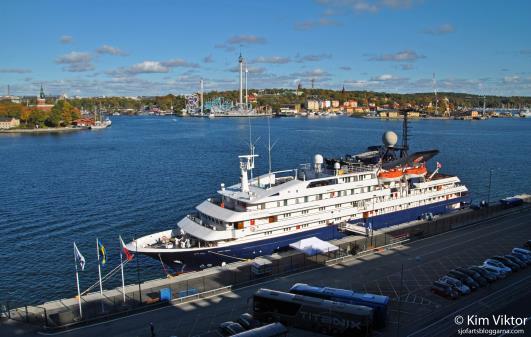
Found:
<box><xmin>184</xmin><ymin>53</ymin><xmax>272</xmax><ymax>117</ymax></box>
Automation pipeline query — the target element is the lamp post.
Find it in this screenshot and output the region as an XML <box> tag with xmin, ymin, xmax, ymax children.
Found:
<box><xmin>487</xmin><ymin>169</ymin><xmax>493</xmax><ymax>206</ymax></box>
<box><xmin>371</xmin><ymin>194</ymin><xmax>377</xmax><ymax>246</ymax></box>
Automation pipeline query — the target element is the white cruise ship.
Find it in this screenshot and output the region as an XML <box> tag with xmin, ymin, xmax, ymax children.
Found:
<box><xmin>129</xmin><ymin>125</ymin><xmax>469</xmax><ymax>272</ymax></box>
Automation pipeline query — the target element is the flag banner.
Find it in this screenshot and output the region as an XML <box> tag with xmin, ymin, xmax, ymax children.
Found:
<box><xmin>97</xmin><ymin>239</ymin><xmax>106</xmax><ymax>265</ymax></box>
<box><xmin>436</xmin><ymin>161</ymin><xmax>442</xmax><ymax>169</ymax></box>
<box><xmin>74</xmin><ymin>242</ymin><xmax>86</xmax><ymax>271</ymax></box>
<box><xmin>119</xmin><ymin>236</ymin><xmax>134</xmax><ymax>261</ymax></box>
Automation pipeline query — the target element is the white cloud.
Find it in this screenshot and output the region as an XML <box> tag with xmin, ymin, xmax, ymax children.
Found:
<box><xmin>227</xmin><ymin>65</ymin><xmax>266</xmax><ymax>74</ymax></box>
<box><xmin>316</xmin><ymin>0</ymin><xmax>417</xmax><ymax>14</ymax></box>
<box><xmin>125</xmin><ymin>61</ymin><xmax>170</xmax><ymax>74</ymax></box>
<box><xmin>160</xmin><ymin>59</ymin><xmax>199</xmax><ymax>68</ymax></box>
<box><xmin>0</xmin><ymin>68</ymin><xmax>32</xmax><ymax>73</ymax></box>
<box><xmin>369</xmin><ymin>50</ymin><xmax>425</xmax><ymax>62</ymax></box>
<box><xmin>295</xmin><ymin>53</ymin><xmax>333</xmax><ymax>62</ymax></box>
<box><xmin>423</xmin><ymin>23</ymin><xmax>455</xmax><ymax>35</ymax></box>
<box><xmin>294</xmin><ymin>17</ymin><xmax>341</xmax><ymax>30</ymax></box>
<box><xmin>226</xmin><ymin>35</ymin><xmax>267</xmax><ymax>45</ymax></box>
<box><xmin>55</xmin><ymin>52</ymin><xmax>94</xmax><ymax>72</ymax></box>
<box><xmin>252</xmin><ymin>56</ymin><xmax>291</xmax><ymax>64</ymax></box>
<box><xmin>371</xmin><ymin>74</ymin><xmax>404</xmax><ymax>81</ymax></box>
<box><xmin>59</xmin><ymin>35</ymin><xmax>73</xmax><ymax>44</ymax></box>
<box><xmin>96</xmin><ymin>44</ymin><xmax>128</xmax><ymax>56</ymax></box>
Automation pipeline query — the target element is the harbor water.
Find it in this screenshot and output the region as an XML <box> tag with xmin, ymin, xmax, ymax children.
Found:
<box><xmin>1</xmin><ymin>116</ymin><xmax>530</xmax><ymax>305</ymax></box>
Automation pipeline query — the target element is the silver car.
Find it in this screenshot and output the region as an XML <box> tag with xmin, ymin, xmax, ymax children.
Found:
<box><xmin>439</xmin><ymin>276</ymin><xmax>471</xmax><ymax>295</ymax></box>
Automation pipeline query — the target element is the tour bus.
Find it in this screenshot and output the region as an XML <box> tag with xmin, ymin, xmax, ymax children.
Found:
<box><xmin>232</xmin><ymin>322</ymin><xmax>288</xmax><ymax>337</ymax></box>
<box><xmin>252</xmin><ymin>289</ymin><xmax>373</xmax><ymax>336</ymax></box>
<box><xmin>289</xmin><ymin>283</ymin><xmax>389</xmax><ymax>328</ymax></box>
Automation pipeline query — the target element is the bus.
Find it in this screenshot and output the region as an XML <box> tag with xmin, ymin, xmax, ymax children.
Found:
<box><xmin>232</xmin><ymin>322</ymin><xmax>288</xmax><ymax>337</ymax></box>
<box><xmin>289</xmin><ymin>283</ymin><xmax>389</xmax><ymax>328</ymax></box>
<box><xmin>252</xmin><ymin>288</ymin><xmax>373</xmax><ymax>336</ymax></box>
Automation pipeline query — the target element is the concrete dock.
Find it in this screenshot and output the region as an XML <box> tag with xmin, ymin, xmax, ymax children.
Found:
<box><xmin>2</xmin><ymin>204</ymin><xmax>530</xmax><ymax>337</ymax></box>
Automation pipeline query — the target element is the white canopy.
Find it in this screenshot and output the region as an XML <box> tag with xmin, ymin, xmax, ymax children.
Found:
<box><xmin>289</xmin><ymin>237</ymin><xmax>338</xmax><ymax>256</ymax></box>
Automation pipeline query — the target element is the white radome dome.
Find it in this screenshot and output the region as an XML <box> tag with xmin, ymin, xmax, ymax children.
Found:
<box><xmin>382</xmin><ymin>131</ymin><xmax>398</xmax><ymax>147</ymax></box>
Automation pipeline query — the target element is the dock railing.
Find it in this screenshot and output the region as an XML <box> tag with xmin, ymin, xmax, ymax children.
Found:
<box><xmin>3</xmin><ymin>202</ymin><xmax>528</xmax><ymax>331</ymax></box>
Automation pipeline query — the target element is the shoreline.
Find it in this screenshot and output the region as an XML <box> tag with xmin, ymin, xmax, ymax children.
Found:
<box><xmin>0</xmin><ymin>127</ymin><xmax>88</xmax><ymax>134</ymax></box>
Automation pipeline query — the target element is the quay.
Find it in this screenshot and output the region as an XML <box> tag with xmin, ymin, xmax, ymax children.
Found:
<box><xmin>0</xmin><ymin>127</ymin><xmax>88</xmax><ymax>134</ymax></box>
<box><xmin>2</xmin><ymin>201</ymin><xmax>530</xmax><ymax>337</ymax></box>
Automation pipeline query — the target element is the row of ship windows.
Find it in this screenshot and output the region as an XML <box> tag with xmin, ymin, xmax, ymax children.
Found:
<box><xmin>271</xmin><ymin>185</ymin><xmax>376</xmax><ymax>209</ymax></box>
<box><xmin>206</xmin><ymin>186</ymin><xmax>455</xmax><ymax>228</ymax></box>
<box><xmin>260</xmin><ymin>194</ymin><xmax>458</xmax><ymax>236</ymax></box>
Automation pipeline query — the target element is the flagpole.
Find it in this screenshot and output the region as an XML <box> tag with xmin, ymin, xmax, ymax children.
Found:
<box><xmin>96</xmin><ymin>238</ymin><xmax>103</xmax><ymax>296</ymax></box>
<box><xmin>73</xmin><ymin>243</ymin><xmax>82</xmax><ymax>318</ymax></box>
<box><xmin>119</xmin><ymin>236</ymin><xmax>126</xmax><ymax>303</ymax></box>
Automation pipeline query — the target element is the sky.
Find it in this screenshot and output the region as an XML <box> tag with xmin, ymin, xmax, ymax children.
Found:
<box><xmin>1</xmin><ymin>0</ymin><xmax>531</xmax><ymax>97</ymax></box>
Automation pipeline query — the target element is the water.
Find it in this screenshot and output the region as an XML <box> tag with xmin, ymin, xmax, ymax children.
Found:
<box><xmin>1</xmin><ymin>116</ymin><xmax>530</xmax><ymax>305</ymax></box>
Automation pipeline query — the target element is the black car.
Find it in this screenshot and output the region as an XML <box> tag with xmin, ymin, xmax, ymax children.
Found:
<box><xmin>237</xmin><ymin>313</ymin><xmax>261</xmax><ymax>330</ymax></box>
<box><xmin>456</xmin><ymin>267</ymin><xmax>488</xmax><ymax>286</ymax></box>
<box><xmin>491</xmin><ymin>256</ymin><xmax>520</xmax><ymax>271</ymax></box>
<box><xmin>469</xmin><ymin>266</ymin><xmax>497</xmax><ymax>282</ymax></box>
<box><xmin>218</xmin><ymin>322</ymin><xmax>246</xmax><ymax>336</ymax></box>
<box><xmin>431</xmin><ymin>281</ymin><xmax>459</xmax><ymax>299</ymax></box>
<box><xmin>448</xmin><ymin>270</ymin><xmax>479</xmax><ymax>290</ymax></box>
<box><xmin>504</xmin><ymin>254</ymin><xmax>527</xmax><ymax>268</ymax></box>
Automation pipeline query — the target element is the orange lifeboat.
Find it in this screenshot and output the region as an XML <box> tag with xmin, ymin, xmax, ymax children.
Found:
<box><xmin>404</xmin><ymin>165</ymin><xmax>427</xmax><ymax>179</ymax></box>
<box><xmin>378</xmin><ymin>169</ymin><xmax>403</xmax><ymax>182</ymax></box>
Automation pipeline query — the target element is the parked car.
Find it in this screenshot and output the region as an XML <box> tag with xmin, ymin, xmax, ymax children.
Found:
<box><xmin>218</xmin><ymin>322</ymin><xmax>246</xmax><ymax>336</ymax></box>
<box><xmin>504</xmin><ymin>254</ymin><xmax>527</xmax><ymax>268</ymax></box>
<box><xmin>512</xmin><ymin>248</ymin><xmax>531</xmax><ymax>264</ymax></box>
<box><xmin>455</xmin><ymin>267</ymin><xmax>488</xmax><ymax>286</ymax></box>
<box><xmin>431</xmin><ymin>280</ymin><xmax>459</xmax><ymax>299</ymax></box>
<box><xmin>484</xmin><ymin>259</ymin><xmax>511</xmax><ymax>274</ymax></box>
<box><xmin>491</xmin><ymin>256</ymin><xmax>520</xmax><ymax>271</ymax></box>
<box><xmin>237</xmin><ymin>313</ymin><xmax>261</xmax><ymax>330</ymax></box>
<box><xmin>447</xmin><ymin>270</ymin><xmax>479</xmax><ymax>290</ymax></box>
<box><xmin>439</xmin><ymin>276</ymin><xmax>471</xmax><ymax>295</ymax></box>
<box><xmin>481</xmin><ymin>264</ymin><xmax>507</xmax><ymax>279</ymax></box>
<box><xmin>469</xmin><ymin>266</ymin><xmax>497</xmax><ymax>282</ymax></box>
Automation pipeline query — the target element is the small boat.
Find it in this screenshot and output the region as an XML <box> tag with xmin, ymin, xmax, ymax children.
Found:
<box><xmin>519</xmin><ymin>109</ymin><xmax>531</xmax><ymax>118</ymax></box>
<box><xmin>208</xmin><ymin>113</ymin><xmax>216</xmax><ymax>119</ymax></box>
<box><xmin>404</xmin><ymin>165</ymin><xmax>427</xmax><ymax>179</ymax></box>
<box><xmin>378</xmin><ymin>169</ymin><xmax>403</xmax><ymax>182</ymax></box>
<box><xmin>90</xmin><ymin>118</ymin><xmax>112</xmax><ymax>130</ymax></box>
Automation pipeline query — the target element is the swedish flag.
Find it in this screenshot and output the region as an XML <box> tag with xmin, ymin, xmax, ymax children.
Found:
<box><xmin>97</xmin><ymin>239</ymin><xmax>106</xmax><ymax>266</ymax></box>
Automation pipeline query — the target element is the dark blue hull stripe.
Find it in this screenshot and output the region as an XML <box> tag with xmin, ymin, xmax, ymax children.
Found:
<box><xmin>143</xmin><ymin>197</ymin><xmax>467</xmax><ymax>271</ymax></box>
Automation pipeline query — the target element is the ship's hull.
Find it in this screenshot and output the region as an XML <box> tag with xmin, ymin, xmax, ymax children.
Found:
<box><xmin>141</xmin><ymin>197</ymin><xmax>468</xmax><ymax>272</ymax></box>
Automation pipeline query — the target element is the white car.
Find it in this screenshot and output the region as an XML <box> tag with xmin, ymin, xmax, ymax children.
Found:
<box><xmin>480</xmin><ymin>265</ymin><xmax>506</xmax><ymax>279</ymax></box>
<box><xmin>511</xmin><ymin>249</ymin><xmax>531</xmax><ymax>264</ymax></box>
<box><xmin>513</xmin><ymin>247</ymin><xmax>531</xmax><ymax>257</ymax></box>
<box><xmin>483</xmin><ymin>259</ymin><xmax>511</xmax><ymax>274</ymax></box>
<box><xmin>439</xmin><ymin>276</ymin><xmax>471</xmax><ymax>295</ymax></box>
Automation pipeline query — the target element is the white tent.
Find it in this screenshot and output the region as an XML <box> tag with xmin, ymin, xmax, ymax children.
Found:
<box><xmin>289</xmin><ymin>237</ymin><xmax>339</xmax><ymax>256</ymax></box>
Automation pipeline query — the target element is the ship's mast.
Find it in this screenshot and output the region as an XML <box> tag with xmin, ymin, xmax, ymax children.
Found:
<box><xmin>401</xmin><ymin>110</ymin><xmax>410</xmax><ymax>161</ymax></box>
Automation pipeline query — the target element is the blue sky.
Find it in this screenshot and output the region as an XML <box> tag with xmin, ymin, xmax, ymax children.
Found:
<box><xmin>1</xmin><ymin>0</ymin><xmax>530</xmax><ymax>97</ymax></box>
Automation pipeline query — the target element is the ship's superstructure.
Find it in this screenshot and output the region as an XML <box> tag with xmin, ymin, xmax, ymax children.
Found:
<box><xmin>130</xmin><ymin>118</ymin><xmax>469</xmax><ymax>272</ymax></box>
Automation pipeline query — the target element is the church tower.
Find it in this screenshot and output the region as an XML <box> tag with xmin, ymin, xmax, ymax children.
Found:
<box><xmin>37</xmin><ymin>84</ymin><xmax>46</xmax><ymax>105</ymax></box>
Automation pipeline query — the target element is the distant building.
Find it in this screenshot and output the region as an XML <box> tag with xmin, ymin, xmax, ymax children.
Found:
<box><xmin>379</xmin><ymin>111</ymin><xmax>399</xmax><ymax>119</ymax></box>
<box><xmin>0</xmin><ymin>117</ymin><xmax>20</xmax><ymax>129</ymax></box>
<box><xmin>306</xmin><ymin>99</ymin><xmax>320</xmax><ymax>112</ymax></box>
<box><xmin>332</xmin><ymin>100</ymin><xmax>340</xmax><ymax>108</ymax></box>
<box><xmin>34</xmin><ymin>85</ymin><xmax>54</xmax><ymax>111</ymax></box>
